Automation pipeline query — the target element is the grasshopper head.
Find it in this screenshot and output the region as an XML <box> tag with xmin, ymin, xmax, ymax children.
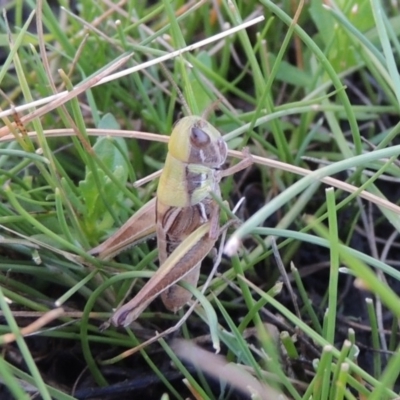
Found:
<box><xmin>168</xmin><ymin>116</ymin><xmax>228</xmax><ymax>167</ymax></box>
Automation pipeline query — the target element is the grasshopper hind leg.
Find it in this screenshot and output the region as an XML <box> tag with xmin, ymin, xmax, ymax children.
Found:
<box><xmin>161</xmin><ymin>264</ymin><xmax>201</xmax><ymax>312</ymax></box>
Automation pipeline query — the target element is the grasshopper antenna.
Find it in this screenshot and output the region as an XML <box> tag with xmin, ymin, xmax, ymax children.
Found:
<box><xmin>160</xmin><ymin>62</ymin><xmax>221</xmax><ymax>120</ymax></box>
<box><xmin>202</xmin><ymin>98</ymin><xmax>221</xmax><ymax>121</ymax></box>
<box><xmin>160</xmin><ymin>63</ymin><xmax>191</xmax><ymax>116</ymax></box>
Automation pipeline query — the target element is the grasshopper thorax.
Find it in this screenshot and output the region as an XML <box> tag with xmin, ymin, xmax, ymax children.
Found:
<box><xmin>168</xmin><ymin>116</ymin><xmax>228</xmax><ymax>168</ymax></box>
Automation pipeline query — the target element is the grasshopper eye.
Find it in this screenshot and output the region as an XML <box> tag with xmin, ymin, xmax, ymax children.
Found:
<box><xmin>190</xmin><ymin>127</ymin><xmax>210</xmax><ymax>148</ymax></box>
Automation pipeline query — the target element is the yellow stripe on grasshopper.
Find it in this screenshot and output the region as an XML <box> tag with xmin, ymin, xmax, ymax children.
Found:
<box><xmin>157</xmin><ymin>116</ymin><xmax>228</xmax><ymax>208</ymax></box>
<box><xmin>157</xmin><ymin>154</ymin><xmax>218</xmax><ymax>207</ymax></box>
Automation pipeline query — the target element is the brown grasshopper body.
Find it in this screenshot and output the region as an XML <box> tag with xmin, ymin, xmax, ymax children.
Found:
<box><xmin>92</xmin><ymin>116</ymin><xmax>250</xmax><ymax>327</ymax></box>
<box><xmin>156</xmin><ymin>117</ymin><xmax>227</xmax><ymax>311</ymax></box>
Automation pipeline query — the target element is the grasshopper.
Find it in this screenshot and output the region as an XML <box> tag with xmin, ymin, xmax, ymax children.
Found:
<box><xmin>91</xmin><ymin>115</ymin><xmax>251</xmax><ymax>327</ymax></box>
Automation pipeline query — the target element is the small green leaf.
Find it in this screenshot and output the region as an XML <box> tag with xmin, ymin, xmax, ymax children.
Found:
<box><xmin>79</xmin><ymin>114</ymin><xmax>129</xmax><ymax>229</ymax></box>
<box><xmin>94</xmin><ymin>114</ymin><xmax>129</xmax><ymax>175</ymax></box>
